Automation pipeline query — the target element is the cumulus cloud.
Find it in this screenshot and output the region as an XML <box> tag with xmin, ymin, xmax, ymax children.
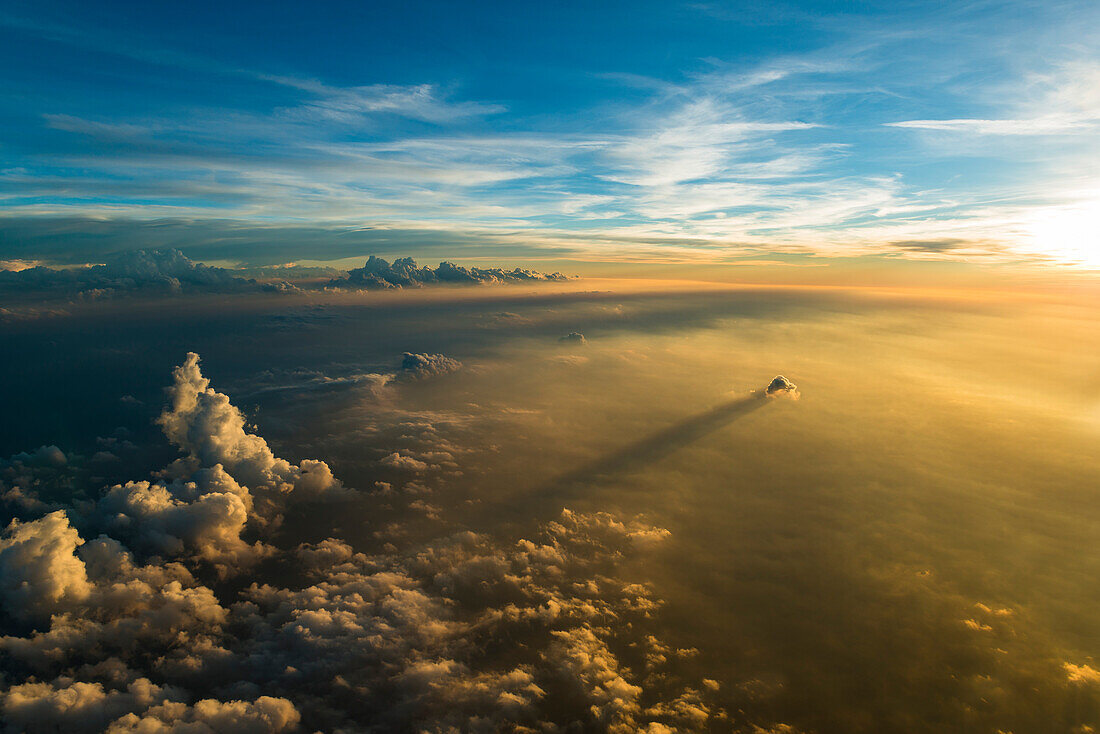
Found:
<box><xmin>399</xmin><ymin>352</ymin><xmax>462</xmax><ymax>380</ymax></box>
<box><xmin>379</xmin><ymin>452</ymin><xmax>432</xmax><ymax>472</ymax></box>
<box><xmin>157</xmin><ymin>353</ymin><xmax>350</xmax><ymax>503</ymax></box>
<box><xmin>13</xmin><ymin>445</ymin><xmax>68</xmax><ymax>467</ymax></box>
<box><xmin>0</xmin><ymin>250</ymin><xmax>251</xmax><ymax>298</ymax></box>
<box><xmin>106</xmin><ymin>696</ymin><xmax>300</xmax><ymax>733</ymax></box>
<box><xmin>560</xmin><ymin>331</ymin><xmax>587</xmax><ymax>344</ymax></box>
<box><xmin>330</xmin><ymin>255</ymin><xmax>568</xmax><ymax>290</ymax></box>
<box><xmin>222</xmin><ymin>507</ymin><xmax>698</xmax><ymax>730</ymax></box>
<box><xmin>2</xmin><ymin>677</ymin><xmax>182</xmax><ymax>734</ymax></box>
<box><xmin>1064</xmin><ymin>663</ymin><xmax>1100</xmax><ymax>686</ymax></box>
<box><xmin>96</xmin><ymin>467</ymin><xmax>273</xmax><ymax>574</ymax></box>
<box><xmin>0</xmin><ymin>510</ymin><xmax>92</xmax><ymax>623</ymax></box>
<box><xmin>0</xmin><ymin>259</ymin><xmax>41</xmax><ymax>272</ymax></box>
<box><xmin>765</xmin><ymin>375</ymin><xmax>798</xmax><ymax>398</ymax></box>
<box><xmin>545</xmin><ymin>625</ymin><xmax>644</xmax><ymax>732</ymax></box>
<box><xmin>0</xmin><ymin>251</ymin><xmax>572</xmax><ymax>302</ymax></box>
<box><xmin>0</xmin><ymin>355</ymin><xmax>726</xmax><ymax>732</ymax></box>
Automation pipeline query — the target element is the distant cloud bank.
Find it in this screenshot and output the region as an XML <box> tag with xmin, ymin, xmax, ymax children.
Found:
<box><xmin>0</xmin><ymin>250</ymin><xmax>571</xmax><ymax>301</ymax></box>
<box><xmin>0</xmin><ymin>249</ymin><xmax>249</xmax><ymax>298</ymax></box>
<box><xmin>331</xmin><ymin>255</ymin><xmax>569</xmax><ymax>289</ymax></box>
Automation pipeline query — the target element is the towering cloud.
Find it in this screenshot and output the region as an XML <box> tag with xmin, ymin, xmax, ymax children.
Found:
<box><xmin>157</xmin><ymin>353</ymin><xmax>348</xmax><ymax>502</ymax></box>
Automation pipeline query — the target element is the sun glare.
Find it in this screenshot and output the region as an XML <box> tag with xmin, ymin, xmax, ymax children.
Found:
<box><xmin>1025</xmin><ymin>197</ymin><xmax>1100</xmax><ymax>268</ymax></box>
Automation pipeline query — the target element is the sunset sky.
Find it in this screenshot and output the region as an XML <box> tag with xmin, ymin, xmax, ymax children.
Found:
<box><xmin>2</xmin><ymin>0</ymin><xmax>1099</xmax><ymax>271</ymax></box>
<box><xmin>2</xmin><ymin>3</ymin><xmax>1099</xmax><ymax>734</ymax></box>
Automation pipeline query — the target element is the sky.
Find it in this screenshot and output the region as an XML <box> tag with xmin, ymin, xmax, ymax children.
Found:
<box><xmin>2</xmin><ymin>5</ymin><xmax>1100</xmax><ymax>732</ymax></box>
<box><xmin>2</xmin><ymin>0</ymin><xmax>1100</xmax><ymax>271</ymax></box>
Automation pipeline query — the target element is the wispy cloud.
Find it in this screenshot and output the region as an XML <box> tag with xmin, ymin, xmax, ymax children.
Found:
<box><xmin>887</xmin><ymin>61</ymin><xmax>1100</xmax><ymax>136</ymax></box>
<box><xmin>885</xmin><ymin>117</ymin><xmax>1094</xmax><ymax>135</ymax></box>
<box><xmin>2</xmin><ymin>3</ymin><xmax>1099</xmax><ymax>268</ymax></box>
<box><xmin>265</xmin><ymin>77</ymin><xmax>506</xmax><ymax>123</ymax></box>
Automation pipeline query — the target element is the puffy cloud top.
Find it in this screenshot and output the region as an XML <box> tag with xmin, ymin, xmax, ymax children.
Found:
<box><xmin>0</xmin><ymin>510</ymin><xmax>92</xmax><ymax>623</ymax></box>
<box><xmin>0</xmin><ymin>250</ymin><xmax>247</xmax><ymax>297</ymax></box>
<box><xmin>400</xmin><ymin>352</ymin><xmax>462</xmax><ymax>380</ymax></box>
<box><xmin>765</xmin><ymin>375</ymin><xmax>798</xmax><ymax>397</ymax></box>
<box><xmin>0</xmin><ymin>252</ymin><xmax>571</xmax><ymax>300</ymax></box>
<box><xmin>332</xmin><ymin>256</ymin><xmax>568</xmax><ymax>290</ymax></box>
<box><xmin>106</xmin><ymin>696</ymin><xmax>300</xmax><ymax>733</ymax></box>
<box><xmin>157</xmin><ymin>353</ymin><xmax>348</xmax><ymax>501</ymax></box>
<box><xmin>3</xmin><ymin>678</ymin><xmax>182</xmax><ymax>734</ymax></box>
<box><xmin>0</xmin><ymin>353</ymin><xmax>731</xmax><ymax>732</ymax></box>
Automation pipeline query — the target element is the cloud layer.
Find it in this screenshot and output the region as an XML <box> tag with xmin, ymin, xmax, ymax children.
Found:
<box><xmin>0</xmin><ymin>251</ymin><xmax>571</xmax><ymax>302</ymax></box>
<box><xmin>0</xmin><ymin>353</ymin><xmax>727</xmax><ymax>732</ymax></box>
<box><xmin>331</xmin><ymin>256</ymin><xmax>569</xmax><ymax>290</ymax></box>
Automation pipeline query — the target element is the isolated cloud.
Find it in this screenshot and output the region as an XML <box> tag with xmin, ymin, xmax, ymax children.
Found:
<box><xmin>400</xmin><ymin>352</ymin><xmax>462</xmax><ymax>380</ymax></box>
<box><xmin>560</xmin><ymin>331</ymin><xmax>587</xmax><ymax>344</ymax></box>
<box><xmin>765</xmin><ymin>375</ymin><xmax>798</xmax><ymax>397</ymax></box>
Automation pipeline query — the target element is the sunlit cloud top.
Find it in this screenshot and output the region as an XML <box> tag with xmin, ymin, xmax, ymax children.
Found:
<box><xmin>1</xmin><ymin>0</ymin><xmax>1098</xmax><ymax>268</ymax></box>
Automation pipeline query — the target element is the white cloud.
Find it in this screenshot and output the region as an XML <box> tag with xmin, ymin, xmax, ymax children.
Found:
<box><xmin>889</xmin><ymin>61</ymin><xmax>1100</xmax><ymax>137</ymax></box>
<box><xmin>158</xmin><ymin>353</ymin><xmax>350</xmax><ymax>502</ymax></box>
<box><xmin>3</xmin><ymin>678</ymin><xmax>182</xmax><ymax>734</ymax></box>
<box><xmin>1064</xmin><ymin>662</ymin><xmax>1100</xmax><ymax>686</ymax></box>
<box><xmin>380</xmin><ymin>452</ymin><xmax>432</xmax><ymax>472</ymax></box>
<box><xmin>0</xmin><ymin>510</ymin><xmax>92</xmax><ymax>623</ymax></box>
<box><xmin>0</xmin><ymin>355</ymin><xmax>720</xmax><ymax>732</ymax></box>
<box><xmin>885</xmin><ymin>117</ymin><xmax>1092</xmax><ymax>135</ymax></box>
<box><xmin>105</xmin><ymin>696</ymin><xmax>300</xmax><ymax>733</ymax></box>
<box><xmin>97</xmin><ymin>467</ymin><xmax>273</xmax><ymax>574</ymax></box>
<box><xmin>268</xmin><ymin>77</ymin><xmax>505</xmax><ymax>123</ymax></box>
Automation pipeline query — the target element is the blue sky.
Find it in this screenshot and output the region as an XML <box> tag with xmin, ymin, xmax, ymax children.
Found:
<box><xmin>1</xmin><ymin>0</ymin><xmax>1099</xmax><ymax>268</ymax></box>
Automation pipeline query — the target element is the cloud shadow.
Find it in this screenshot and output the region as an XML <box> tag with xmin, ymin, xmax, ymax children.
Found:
<box><xmin>498</xmin><ymin>394</ymin><xmax>769</xmax><ymax>518</ymax></box>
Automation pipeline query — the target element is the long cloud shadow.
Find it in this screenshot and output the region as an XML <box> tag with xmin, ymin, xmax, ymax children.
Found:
<box><xmin>500</xmin><ymin>394</ymin><xmax>769</xmax><ymax>518</ymax></box>
<box><xmin>565</xmin><ymin>394</ymin><xmax>767</xmax><ymax>483</ymax></box>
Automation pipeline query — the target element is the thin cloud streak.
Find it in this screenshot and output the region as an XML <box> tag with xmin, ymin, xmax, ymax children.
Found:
<box><xmin>2</xmin><ymin>3</ymin><xmax>1099</xmax><ymax>267</ymax></box>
